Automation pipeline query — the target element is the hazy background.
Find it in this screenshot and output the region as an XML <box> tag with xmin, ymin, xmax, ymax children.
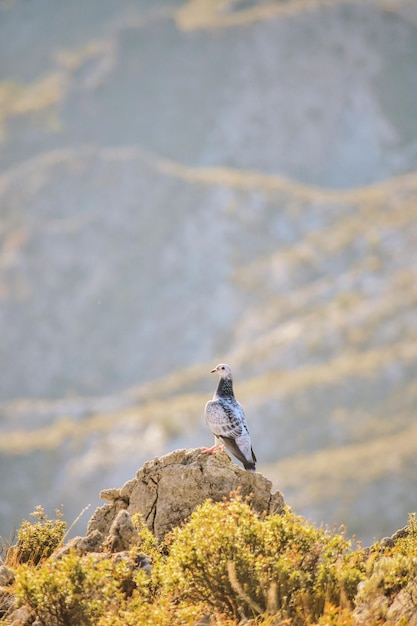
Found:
<box><xmin>1</xmin><ymin>0</ymin><xmax>417</xmax><ymax>545</ymax></box>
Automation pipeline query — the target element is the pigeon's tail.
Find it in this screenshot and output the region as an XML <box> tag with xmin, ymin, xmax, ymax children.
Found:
<box><xmin>220</xmin><ymin>435</ymin><xmax>257</xmax><ymax>472</ymax></box>
<box><xmin>244</xmin><ymin>446</ymin><xmax>257</xmax><ymax>471</ymax></box>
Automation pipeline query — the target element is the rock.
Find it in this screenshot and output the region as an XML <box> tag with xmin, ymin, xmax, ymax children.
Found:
<box><xmin>86</xmin><ymin>500</ymin><xmax>128</xmax><ymax>547</ymax></box>
<box><xmin>385</xmin><ymin>584</ymin><xmax>417</xmax><ymax>625</ymax></box>
<box><xmin>102</xmin><ymin>510</ymin><xmax>136</xmax><ymax>553</ymax></box>
<box><xmin>53</xmin><ymin>529</ymin><xmax>103</xmax><ymax>559</ymax></box>
<box><xmin>100</xmin><ymin>488</ymin><xmax>123</xmax><ymax>502</ymax></box>
<box><xmin>353</xmin><ymin>591</ymin><xmax>389</xmax><ymax>626</ymax></box>
<box><xmin>0</xmin><ymin>565</ymin><xmax>14</xmax><ymax>586</ymax></box>
<box><xmin>354</xmin><ymin>583</ymin><xmax>417</xmax><ymax>626</ymax></box>
<box><xmin>50</xmin><ymin>448</ymin><xmax>284</xmax><ymax>557</ymax></box>
<box><xmin>380</xmin><ymin>524</ymin><xmax>410</xmax><ymax>549</ymax></box>
<box><xmin>6</xmin><ymin>605</ymin><xmax>33</xmax><ymax>626</ymax></box>
<box><xmin>53</xmin><ymin>517</ymin><xmax>140</xmax><ymax>557</ymax></box>
<box><xmin>88</xmin><ymin>448</ymin><xmax>285</xmax><ymax>542</ymax></box>
<box><xmin>0</xmin><ymin>586</ymin><xmax>16</xmax><ymax>620</ymax></box>
<box><xmin>354</xmin><ymin>571</ymin><xmax>417</xmax><ymax>626</ymax></box>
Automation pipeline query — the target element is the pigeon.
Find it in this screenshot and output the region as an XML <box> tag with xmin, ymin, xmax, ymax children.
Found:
<box><xmin>202</xmin><ymin>363</ymin><xmax>257</xmax><ymax>472</ymax></box>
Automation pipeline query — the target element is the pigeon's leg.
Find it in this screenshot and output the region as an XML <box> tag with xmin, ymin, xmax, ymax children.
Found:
<box><xmin>201</xmin><ymin>437</ymin><xmax>225</xmax><ymax>455</ymax></box>
<box><xmin>201</xmin><ymin>444</ymin><xmax>223</xmax><ymax>455</ymax></box>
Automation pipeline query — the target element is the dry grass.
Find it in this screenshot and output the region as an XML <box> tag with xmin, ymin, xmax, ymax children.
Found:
<box><xmin>175</xmin><ymin>0</ymin><xmax>381</xmax><ymax>31</ymax></box>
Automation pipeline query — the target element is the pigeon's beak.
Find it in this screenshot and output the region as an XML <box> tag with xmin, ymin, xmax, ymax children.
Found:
<box><xmin>210</xmin><ymin>368</ymin><xmax>216</xmax><ymax>374</ymax></box>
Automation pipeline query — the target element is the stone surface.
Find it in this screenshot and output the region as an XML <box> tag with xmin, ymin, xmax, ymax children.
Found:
<box><xmin>90</xmin><ymin>448</ymin><xmax>285</xmax><ymax>541</ymax></box>
<box><xmin>53</xmin><ymin>529</ymin><xmax>103</xmax><ymax>559</ymax></box>
<box><xmin>385</xmin><ymin>585</ymin><xmax>417</xmax><ymax>626</ymax></box>
<box><xmin>0</xmin><ymin>586</ymin><xmax>16</xmax><ymax>622</ymax></box>
<box><xmin>86</xmin><ymin>500</ymin><xmax>129</xmax><ymax>548</ymax></box>
<box><xmin>380</xmin><ymin>524</ymin><xmax>410</xmax><ymax>549</ymax></box>
<box><xmin>0</xmin><ymin>565</ymin><xmax>14</xmax><ymax>586</ymax></box>
<box><xmin>6</xmin><ymin>606</ymin><xmax>32</xmax><ymax>626</ymax></box>
<box><xmin>354</xmin><ymin>581</ymin><xmax>417</xmax><ymax>626</ymax></box>
<box><xmin>102</xmin><ymin>510</ymin><xmax>136</xmax><ymax>553</ymax></box>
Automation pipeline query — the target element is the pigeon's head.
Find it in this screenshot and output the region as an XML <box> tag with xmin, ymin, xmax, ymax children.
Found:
<box><xmin>210</xmin><ymin>363</ymin><xmax>232</xmax><ymax>378</ymax></box>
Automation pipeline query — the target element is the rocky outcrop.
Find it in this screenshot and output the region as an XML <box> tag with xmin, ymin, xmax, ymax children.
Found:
<box><xmin>49</xmin><ymin>448</ymin><xmax>284</xmax><ymax>558</ymax></box>
<box><xmin>2</xmin><ymin>448</ymin><xmax>283</xmax><ymax>625</ymax></box>
<box><xmin>354</xmin><ymin>577</ymin><xmax>417</xmax><ymax>626</ymax></box>
<box><xmin>88</xmin><ymin>448</ymin><xmax>285</xmax><ymax>543</ymax></box>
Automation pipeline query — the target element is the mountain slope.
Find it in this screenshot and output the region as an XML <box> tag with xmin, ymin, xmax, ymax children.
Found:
<box><xmin>1</xmin><ymin>0</ymin><xmax>417</xmax><ymax>543</ymax></box>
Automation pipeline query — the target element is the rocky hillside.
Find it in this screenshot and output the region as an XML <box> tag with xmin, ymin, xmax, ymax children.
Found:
<box><xmin>2</xmin><ymin>451</ymin><xmax>417</xmax><ymax>626</ymax></box>
<box><xmin>1</xmin><ymin>0</ymin><xmax>417</xmax><ymax>544</ymax></box>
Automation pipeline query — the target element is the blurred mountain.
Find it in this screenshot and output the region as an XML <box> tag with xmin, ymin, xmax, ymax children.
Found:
<box><xmin>1</xmin><ymin>0</ymin><xmax>417</xmax><ymax>545</ymax></box>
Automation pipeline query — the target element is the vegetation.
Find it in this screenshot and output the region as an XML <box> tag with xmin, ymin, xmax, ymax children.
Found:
<box><xmin>163</xmin><ymin>498</ymin><xmax>358</xmax><ymax>622</ymax></box>
<box><xmin>15</xmin><ymin>552</ymin><xmax>129</xmax><ymax>626</ymax></box>
<box><xmin>7</xmin><ymin>505</ymin><xmax>67</xmax><ymax>567</ymax></box>
<box><xmin>3</xmin><ymin>501</ymin><xmax>417</xmax><ymax>625</ymax></box>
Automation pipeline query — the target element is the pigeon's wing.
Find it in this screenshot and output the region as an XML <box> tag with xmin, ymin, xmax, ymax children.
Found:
<box><xmin>233</xmin><ymin>402</ymin><xmax>257</xmax><ymax>464</ymax></box>
<box><xmin>205</xmin><ymin>399</ymin><xmax>243</xmax><ymax>437</ymax></box>
<box><xmin>226</xmin><ymin>401</ymin><xmax>257</xmax><ymax>468</ymax></box>
<box><xmin>204</xmin><ymin>400</ymin><xmax>223</xmax><ymax>435</ymax></box>
<box><xmin>206</xmin><ymin>398</ymin><xmax>256</xmax><ymax>470</ymax></box>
